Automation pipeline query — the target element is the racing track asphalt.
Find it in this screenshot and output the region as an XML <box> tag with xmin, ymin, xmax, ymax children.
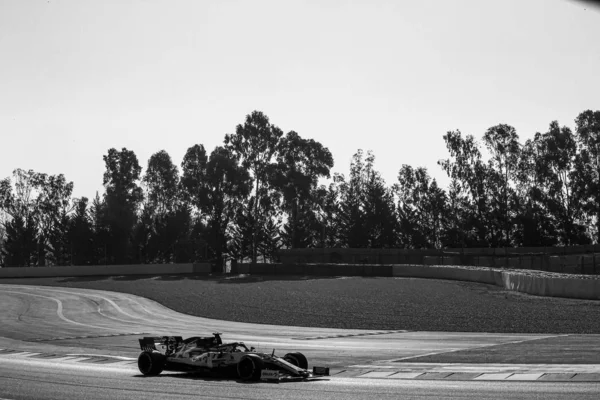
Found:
<box><xmin>2</xmin><ymin>284</ymin><xmax>600</xmax><ymax>399</ymax></box>
<box><xmin>3</xmin><ymin>274</ymin><xmax>600</xmax><ymax>334</ymax></box>
<box><xmin>1</xmin><ymin>283</ymin><xmax>600</xmax><ymax>393</ymax></box>
<box><xmin>0</xmin><ymin>284</ymin><xmax>557</xmax><ymax>369</ymax></box>
<box><xmin>2</xmin><ymin>356</ymin><xmax>600</xmax><ymax>400</ymax></box>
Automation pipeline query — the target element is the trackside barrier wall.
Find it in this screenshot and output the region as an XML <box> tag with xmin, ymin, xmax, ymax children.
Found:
<box><xmin>0</xmin><ymin>263</ymin><xmax>212</xmax><ymax>278</ymax></box>
<box><xmin>499</xmin><ymin>272</ymin><xmax>600</xmax><ymax>300</ymax></box>
<box><xmin>279</xmin><ymin>248</ymin><xmax>600</xmax><ymax>274</ymax></box>
<box><xmin>236</xmin><ymin>263</ymin><xmax>600</xmax><ymax>300</ymax></box>
<box><xmin>3</xmin><ymin>260</ymin><xmax>596</xmax><ymax>300</ymax></box>
<box><xmin>236</xmin><ymin>263</ymin><xmax>394</xmax><ymax>277</ymax></box>
<box><xmin>392</xmin><ymin>265</ymin><xmax>600</xmax><ymax>301</ymax></box>
<box><xmin>391</xmin><ymin>264</ymin><xmax>499</xmax><ymax>285</ymax></box>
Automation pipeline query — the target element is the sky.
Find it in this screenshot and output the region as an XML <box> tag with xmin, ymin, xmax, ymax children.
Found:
<box><xmin>1</xmin><ymin>0</ymin><xmax>599</xmax><ymax>199</ymax></box>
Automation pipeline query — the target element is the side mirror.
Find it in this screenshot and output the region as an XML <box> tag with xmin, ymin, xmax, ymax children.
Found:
<box><xmin>250</xmin><ymin>347</ymin><xmax>255</xmax><ymax>352</ymax></box>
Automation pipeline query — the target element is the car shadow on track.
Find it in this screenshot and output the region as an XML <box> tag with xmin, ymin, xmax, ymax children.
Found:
<box><xmin>132</xmin><ymin>373</ymin><xmax>330</xmax><ymax>384</ymax></box>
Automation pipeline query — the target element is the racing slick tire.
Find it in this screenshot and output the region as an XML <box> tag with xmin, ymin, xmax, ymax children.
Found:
<box><xmin>237</xmin><ymin>355</ymin><xmax>264</xmax><ymax>381</ymax></box>
<box><xmin>283</xmin><ymin>352</ymin><xmax>308</xmax><ymax>370</ymax></box>
<box><xmin>137</xmin><ymin>351</ymin><xmax>166</xmax><ymax>376</ymax></box>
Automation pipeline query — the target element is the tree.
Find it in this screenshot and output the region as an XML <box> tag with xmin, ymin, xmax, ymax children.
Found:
<box><xmin>182</xmin><ymin>145</ymin><xmax>251</xmax><ymax>268</ymax></box>
<box><xmin>312</xmin><ymin>183</ymin><xmax>341</xmax><ymax>248</ymax></box>
<box><xmin>332</xmin><ymin>150</ymin><xmax>399</xmax><ymax>249</ymax></box>
<box><xmin>530</xmin><ymin>122</ymin><xmax>586</xmax><ymax>245</ymax></box>
<box><xmin>102</xmin><ymin>148</ymin><xmax>143</xmax><ymax>264</ymax></box>
<box><xmin>441</xmin><ymin>179</ymin><xmax>474</xmax><ymax>248</ymax></box>
<box><xmin>141</xmin><ymin>150</ymin><xmax>182</xmax><ymax>263</ymax></box>
<box><xmin>335</xmin><ymin>150</ymin><xmax>393</xmax><ymax>248</ymax></box>
<box><xmin>229</xmin><ymin>197</ymin><xmax>255</xmax><ymax>263</ymax></box>
<box><xmin>396</xmin><ymin>165</ymin><xmax>447</xmax><ymax>248</ymax></box>
<box><xmin>0</xmin><ymin>223</ymin><xmax>5</xmax><ymax>266</ymax></box>
<box><xmin>279</xmin><ymin>187</ymin><xmax>330</xmax><ymax>249</ymax></box>
<box><xmin>0</xmin><ymin>177</ymin><xmax>13</xmax><ymax>220</ymax></box>
<box><xmin>0</xmin><ymin>169</ymin><xmax>74</xmax><ymax>266</ymax></box>
<box><xmin>169</xmin><ymin>204</ymin><xmax>196</xmax><ymax>263</ymax></box>
<box><xmin>513</xmin><ymin>135</ymin><xmax>558</xmax><ymax>246</ymax></box>
<box><xmin>90</xmin><ymin>192</ymin><xmax>109</xmax><ymax>264</ymax></box>
<box><xmin>258</xmin><ymin>216</ymin><xmax>282</xmax><ymax>262</ymax></box>
<box><xmin>573</xmin><ymin>110</ymin><xmax>600</xmax><ymax>243</ymax></box>
<box><xmin>180</xmin><ymin>143</ymin><xmax>210</xmax><ymax>263</ymax></box>
<box><xmin>143</xmin><ymin>150</ymin><xmax>180</xmax><ymax>216</ymax></box>
<box><xmin>363</xmin><ymin>159</ymin><xmax>398</xmax><ymax>248</ymax></box>
<box><xmin>271</xmin><ymin>131</ymin><xmax>333</xmax><ymax>248</ymax></box>
<box><xmin>0</xmin><ymin>170</ymin><xmax>38</xmax><ymax>223</ymax></box>
<box><xmin>203</xmin><ymin>146</ymin><xmax>251</xmax><ymax>268</ymax></box>
<box><xmin>224</xmin><ymin>111</ymin><xmax>283</xmax><ymax>263</ymax></box>
<box><xmin>0</xmin><ymin>170</ymin><xmax>41</xmax><ymax>266</ymax></box>
<box><xmin>439</xmin><ymin>131</ymin><xmax>492</xmax><ymax>247</ymax></box>
<box><xmin>1</xmin><ymin>214</ymin><xmax>37</xmax><ymax>267</ymax></box>
<box><xmin>180</xmin><ymin>144</ymin><xmax>209</xmax><ymax>218</ymax></box>
<box><xmin>482</xmin><ymin>124</ymin><xmax>520</xmax><ymax>246</ymax></box>
<box><xmin>131</xmin><ymin>205</ymin><xmax>153</xmax><ymax>263</ymax></box>
<box><xmin>335</xmin><ymin>159</ymin><xmax>366</xmax><ymax>247</ymax></box>
<box><xmin>144</xmin><ymin>205</ymin><xmax>192</xmax><ymax>264</ymax></box>
<box><xmin>35</xmin><ymin>173</ymin><xmax>74</xmax><ymax>266</ymax></box>
<box><xmin>68</xmin><ymin>197</ymin><xmax>94</xmax><ymax>265</ymax></box>
<box><xmin>47</xmin><ymin>209</ymin><xmax>71</xmax><ymax>266</ymax></box>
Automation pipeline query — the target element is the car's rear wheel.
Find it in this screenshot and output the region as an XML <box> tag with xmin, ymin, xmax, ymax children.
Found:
<box><xmin>237</xmin><ymin>355</ymin><xmax>264</xmax><ymax>381</ymax></box>
<box><xmin>138</xmin><ymin>351</ymin><xmax>165</xmax><ymax>376</ymax></box>
<box><xmin>283</xmin><ymin>352</ymin><xmax>308</xmax><ymax>370</ymax></box>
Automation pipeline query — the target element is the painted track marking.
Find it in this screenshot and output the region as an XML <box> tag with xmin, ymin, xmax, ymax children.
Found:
<box><xmin>3</xmin><ymin>290</ymin><xmax>122</xmax><ymax>331</ymax></box>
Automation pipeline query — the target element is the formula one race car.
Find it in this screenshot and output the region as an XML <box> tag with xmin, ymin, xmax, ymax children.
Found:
<box><xmin>137</xmin><ymin>333</ymin><xmax>330</xmax><ymax>381</ymax></box>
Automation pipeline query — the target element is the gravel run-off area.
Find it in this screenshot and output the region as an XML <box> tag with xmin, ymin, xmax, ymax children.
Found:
<box><xmin>3</xmin><ymin>274</ymin><xmax>600</xmax><ymax>334</ymax></box>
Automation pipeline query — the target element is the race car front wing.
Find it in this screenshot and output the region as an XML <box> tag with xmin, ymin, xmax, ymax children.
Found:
<box><xmin>260</xmin><ymin>366</ymin><xmax>330</xmax><ymax>382</ymax></box>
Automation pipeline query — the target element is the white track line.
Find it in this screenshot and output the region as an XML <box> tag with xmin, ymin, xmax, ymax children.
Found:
<box><xmin>10</xmin><ymin>286</ymin><xmax>171</xmax><ymax>327</ymax></box>
<box><xmin>10</xmin><ymin>286</ymin><xmax>145</xmax><ymax>322</ymax></box>
<box><xmin>2</xmin><ymin>290</ymin><xmax>118</xmax><ymax>331</ymax></box>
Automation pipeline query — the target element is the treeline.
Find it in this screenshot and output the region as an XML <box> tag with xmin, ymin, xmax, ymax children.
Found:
<box><xmin>1</xmin><ymin>109</ymin><xmax>599</xmax><ymax>268</ymax></box>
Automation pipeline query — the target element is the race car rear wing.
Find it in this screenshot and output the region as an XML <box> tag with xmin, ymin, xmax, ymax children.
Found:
<box><xmin>138</xmin><ymin>333</ymin><xmax>223</xmax><ymax>352</ymax></box>
<box><xmin>138</xmin><ymin>336</ymin><xmax>183</xmax><ymax>352</ymax></box>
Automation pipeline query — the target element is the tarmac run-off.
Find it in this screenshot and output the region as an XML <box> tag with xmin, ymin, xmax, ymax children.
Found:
<box><xmin>1</xmin><ymin>284</ymin><xmax>599</xmax><ymax>382</ymax></box>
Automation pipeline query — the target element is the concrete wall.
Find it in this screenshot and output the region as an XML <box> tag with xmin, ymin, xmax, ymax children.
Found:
<box><xmin>236</xmin><ymin>262</ymin><xmax>600</xmax><ymax>301</ymax></box>
<box><xmin>235</xmin><ymin>263</ymin><xmax>394</xmax><ymax>277</ymax></box>
<box><xmin>279</xmin><ymin>248</ymin><xmax>441</xmax><ymax>265</ymax></box>
<box><xmin>279</xmin><ymin>247</ymin><xmax>600</xmax><ymax>274</ymax></box>
<box><xmin>392</xmin><ymin>264</ymin><xmax>499</xmax><ymax>285</ymax></box>
<box><xmin>499</xmin><ymin>271</ymin><xmax>600</xmax><ymax>300</ymax></box>
<box><xmin>3</xmin><ymin>259</ymin><xmax>597</xmax><ymax>301</ymax></box>
<box><xmin>0</xmin><ymin>263</ymin><xmax>212</xmax><ymax>278</ymax></box>
<box><xmin>391</xmin><ymin>265</ymin><xmax>600</xmax><ymax>301</ymax></box>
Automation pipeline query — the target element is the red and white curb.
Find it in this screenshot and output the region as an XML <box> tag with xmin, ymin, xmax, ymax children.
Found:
<box><xmin>344</xmin><ymin>363</ymin><xmax>600</xmax><ymax>381</ymax></box>
<box><xmin>0</xmin><ymin>349</ymin><xmax>137</xmax><ymax>366</ymax></box>
<box><xmin>3</xmin><ymin>349</ymin><xmax>600</xmax><ymax>381</ymax></box>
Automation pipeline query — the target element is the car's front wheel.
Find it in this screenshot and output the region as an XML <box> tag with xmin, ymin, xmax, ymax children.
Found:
<box><xmin>237</xmin><ymin>355</ymin><xmax>264</xmax><ymax>381</ymax></box>
<box><xmin>283</xmin><ymin>352</ymin><xmax>308</xmax><ymax>370</ymax></box>
<box><xmin>137</xmin><ymin>351</ymin><xmax>165</xmax><ymax>376</ymax></box>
